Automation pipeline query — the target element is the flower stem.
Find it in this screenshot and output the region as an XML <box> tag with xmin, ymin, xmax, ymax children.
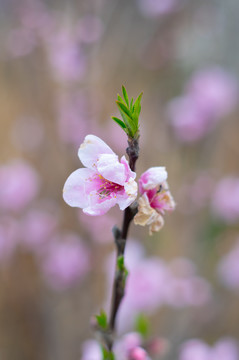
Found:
<box><xmin>107</xmin><ymin>138</ymin><xmax>139</xmax><ymax>351</ymax></box>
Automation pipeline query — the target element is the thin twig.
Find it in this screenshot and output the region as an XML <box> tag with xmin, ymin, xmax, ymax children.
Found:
<box><xmin>106</xmin><ymin>137</ymin><xmax>139</xmax><ymax>351</ymax></box>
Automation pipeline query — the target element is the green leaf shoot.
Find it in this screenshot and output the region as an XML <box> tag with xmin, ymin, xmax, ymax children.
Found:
<box><xmin>116</xmin><ymin>101</ymin><xmax>133</xmax><ymax>121</ymax></box>
<box><xmin>95</xmin><ymin>310</ymin><xmax>108</xmax><ymax>330</ymax></box>
<box><xmin>101</xmin><ymin>346</ymin><xmax>115</xmax><ymax>360</ymax></box>
<box><xmin>112</xmin><ymin>86</ymin><xmax>143</xmax><ymax>139</ymax></box>
<box><xmin>117</xmin><ymin>255</ymin><xmax>129</xmax><ymax>286</ymax></box>
<box><xmin>135</xmin><ymin>313</ymin><xmax>150</xmax><ymax>338</ymax></box>
<box><xmin>111</xmin><ymin>116</ymin><xmax>126</xmax><ymax>130</ymax></box>
<box><xmin>133</xmin><ymin>92</ymin><xmax>143</xmax><ymax>121</ymax></box>
<box><xmin>122</xmin><ymin>85</ymin><xmax>129</xmax><ymax>107</ymax></box>
<box><xmin>117</xmin><ymin>255</ymin><xmax>124</xmax><ymax>272</ymax></box>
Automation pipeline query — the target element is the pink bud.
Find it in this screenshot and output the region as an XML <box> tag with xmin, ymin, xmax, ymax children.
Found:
<box><xmin>129</xmin><ymin>347</ymin><xmax>148</xmax><ymax>360</ymax></box>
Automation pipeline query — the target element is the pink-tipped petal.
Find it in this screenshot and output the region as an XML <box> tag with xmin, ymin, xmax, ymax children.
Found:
<box><xmin>139</xmin><ymin>167</ymin><xmax>168</xmax><ymax>193</ymax></box>
<box><xmin>121</xmin><ymin>156</ymin><xmax>136</xmax><ymax>181</ymax></box>
<box><xmin>78</xmin><ymin>134</ymin><xmax>114</xmax><ymax>169</ymax></box>
<box><xmin>97</xmin><ymin>153</ymin><xmax>127</xmax><ymax>185</ymax></box>
<box><xmin>63</xmin><ymin>168</ymin><xmax>95</xmax><ymax>208</ymax></box>
<box><xmin>83</xmin><ymin>194</ymin><xmax>118</xmax><ymax>215</ymax></box>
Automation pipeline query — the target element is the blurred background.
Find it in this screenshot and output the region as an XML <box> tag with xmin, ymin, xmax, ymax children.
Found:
<box><xmin>0</xmin><ymin>0</ymin><xmax>239</xmax><ymax>359</ymax></box>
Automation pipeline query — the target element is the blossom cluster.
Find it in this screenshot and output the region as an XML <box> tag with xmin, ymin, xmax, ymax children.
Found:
<box><xmin>63</xmin><ymin>135</ymin><xmax>175</xmax><ymax>234</ymax></box>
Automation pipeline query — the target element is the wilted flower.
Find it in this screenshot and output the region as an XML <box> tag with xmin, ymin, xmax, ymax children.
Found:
<box><xmin>134</xmin><ymin>167</ymin><xmax>175</xmax><ymax>234</ymax></box>
<box><xmin>63</xmin><ymin>135</ymin><xmax>137</xmax><ymax>216</ymax></box>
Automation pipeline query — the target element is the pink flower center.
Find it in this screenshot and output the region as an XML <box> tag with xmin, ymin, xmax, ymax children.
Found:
<box><xmin>90</xmin><ymin>174</ymin><xmax>124</xmax><ymax>200</ymax></box>
<box><xmin>148</xmin><ymin>186</ymin><xmax>170</xmax><ymax>212</ymax></box>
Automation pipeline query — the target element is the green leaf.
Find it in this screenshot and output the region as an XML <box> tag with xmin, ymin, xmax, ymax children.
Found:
<box><xmin>112</xmin><ymin>87</ymin><xmax>142</xmax><ymax>139</ymax></box>
<box><xmin>111</xmin><ymin>116</ymin><xmax>126</xmax><ymax>130</ymax></box>
<box><xmin>132</xmin><ymin>92</ymin><xmax>143</xmax><ymax>122</ymax></box>
<box><xmin>101</xmin><ymin>347</ymin><xmax>115</xmax><ymax>360</ymax></box>
<box><xmin>109</xmin><ymin>351</ymin><xmax>115</xmax><ymax>360</ymax></box>
<box><xmin>95</xmin><ymin>310</ymin><xmax>108</xmax><ymax>330</ymax></box>
<box><xmin>101</xmin><ymin>347</ymin><xmax>108</xmax><ymax>360</ymax></box>
<box><xmin>135</xmin><ymin>313</ymin><xmax>149</xmax><ymax>338</ymax></box>
<box><xmin>117</xmin><ymin>255</ymin><xmax>124</xmax><ymax>271</ymax></box>
<box><xmin>116</xmin><ymin>104</ymin><xmax>135</xmax><ymax>137</ymax></box>
<box><xmin>130</xmin><ymin>97</ymin><xmax>134</xmax><ymax>112</ymax></box>
<box><xmin>117</xmin><ymin>94</ymin><xmax>124</xmax><ymax>103</ymax></box>
<box><xmin>116</xmin><ymin>101</ymin><xmax>133</xmax><ymax>121</ymax></box>
<box><xmin>116</xmin><ymin>101</ymin><xmax>138</xmax><ymax>134</ymax></box>
<box><xmin>117</xmin><ymin>255</ymin><xmax>129</xmax><ymax>286</ymax></box>
<box><xmin>122</xmin><ymin>85</ymin><xmax>129</xmax><ymax>107</ymax></box>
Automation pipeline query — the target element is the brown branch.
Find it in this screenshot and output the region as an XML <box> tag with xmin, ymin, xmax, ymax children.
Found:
<box><xmin>106</xmin><ymin>137</ymin><xmax>139</xmax><ymax>351</ymax></box>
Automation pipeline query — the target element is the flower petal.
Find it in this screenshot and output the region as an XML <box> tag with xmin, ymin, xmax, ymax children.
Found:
<box><xmin>78</xmin><ymin>135</ymin><xmax>114</xmax><ymax>169</ymax></box>
<box><xmin>63</xmin><ymin>168</ymin><xmax>95</xmax><ymax>208</ymax></box>
<box><xmin>139</xmin><ymin>167</ymin><xmax>168</xmax><ymax>193</ymax></box>
<box><xmin>134</xmin><ymin>193</ymin><xmax>156</xmax><ymax>226</ymax></box>
<box><xmin>120</xmin><ymin>156</ymin><xmax>136</xmax><ymax>181</ymax></box>
<box><xmin>97</xmin><ymin>154</ymin><xmax>126</xmax><ymax>185</ymax></box>
<box><xmin>134</xmin><ymin>193</ymin><xmax>165</xmax><ymax>235</ymax></box>
<box><xmin>149</xmin><ymin>215</ymin><xmax>164</xmax><ymax>235</ymax></box>
<box><xmin>151</xmin><ymin>188</ymin><xmax>176</xmax><ymax>214</ymax></box>
<box><xmin>117</xmin><ymin>178</ymin><xmax>138</xmax><ymax>210</ymax></box>
<box><xmin>83</xmin><ymin>193</ymin><xmax>117</xmax><ymax>216</ymax></box>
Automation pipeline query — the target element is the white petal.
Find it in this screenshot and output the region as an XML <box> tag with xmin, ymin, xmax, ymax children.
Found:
<box><xmin>117</xmin><ymin>178</ymin><xmax>138</xmax><ymax>210</ymax></box>
<box><xmin>63</xmin><ymin>168</ymin><xmax>95</xmax><ymax>208</ymax></box>
<box><xmin>78</xmin><ymin>135</ymin><xmax>114</xmax><ymax>169</ymax></box>
<box><xmin>140</xmin><ymin>167</ymin><xmax>168</xmax><ymax>191</ymax></box>
<box><xmin>83</xmin><ymin>195</ymin><xmax>117</xmax><ymax>216</ymax></box>
<box><xmin>97</xmin><ymin>154</ymin><xmax>126</xmax><ymax>185</ymax></box>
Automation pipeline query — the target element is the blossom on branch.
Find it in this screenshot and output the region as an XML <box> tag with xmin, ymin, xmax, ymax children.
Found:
<box><xmin>63</xmin><ymin>135</ymin><xmax>137</xmax><ymax>215</ymax></box>
<box><xmin>134</xmin><ymin>167</ymin><xmax>175</xmax><ymax>234</ymax></box>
